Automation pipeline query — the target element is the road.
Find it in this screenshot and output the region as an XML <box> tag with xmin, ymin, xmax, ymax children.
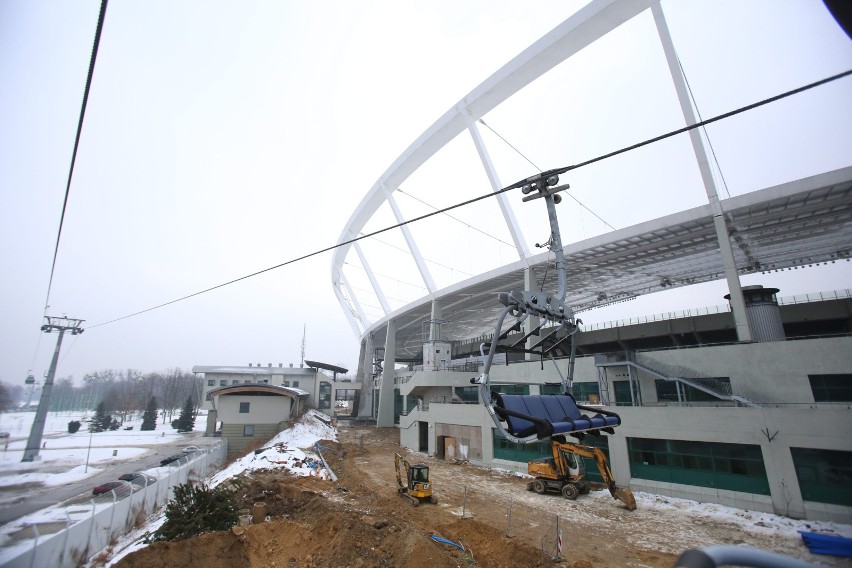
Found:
<box><xmin>0</xmin><ymin>432</ymin><xmax>218</xmax><ymax>526</ymax></box>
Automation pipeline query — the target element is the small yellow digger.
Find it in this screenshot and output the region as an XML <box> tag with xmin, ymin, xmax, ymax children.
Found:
<box><xmin>394</xmin><ymin>452</ymin><xmax>437</xmax><ymax>506</ymax></box>
<box><xmin>527</xmin><ymin>439</ymin><xmax>637</xmax><ymax>510</ymax></box>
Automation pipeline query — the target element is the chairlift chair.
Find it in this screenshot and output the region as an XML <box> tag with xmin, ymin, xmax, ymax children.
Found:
<box><xmin>471</xmin><ymin>168</ymin><xmax>621</xmax><ymax>444</ymax></box>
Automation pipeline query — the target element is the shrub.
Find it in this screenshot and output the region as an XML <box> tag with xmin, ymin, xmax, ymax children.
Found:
<box><xmin>147</xmin><ymin>482</ymin><xmax>238</xmax><ymax>542</ymax></box>
<box><xmin>68</xmin><ymin>420</ymin><xmax>82</xmax><ymax>434</ymax></box>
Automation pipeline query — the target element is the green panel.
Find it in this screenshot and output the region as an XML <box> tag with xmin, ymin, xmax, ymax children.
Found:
<box><xmin>492</xmin><ymin>429</ymin><xmax>551</xmax><ymax>463</ymax></box>
<box><xmin>627</xmin><ymin>437</ymin><xmax>770</xmax><ymax>495</ymax></box>
<box><xmin>456</xmin><ymin>386</ymin><xmax>479</xmax><ymax>403</ymax></box>
<box><xmin>613</xmin><ymin>380</ymin><xmax>633</xmax><ymax>406</ymax></box>
<box><xmin>394</xmin><ymin>390</ymin><xmax>403</xmax><ymax>425</ymax></box>
<box><xmin>791</xmin><ymin>447</ymin><xmax>852</xmax><ymax>506</ymax></box>
<box><xmin>492</xmin><ymin>384</ymin><xmax>530</xmax><ymax>395</ymax></box>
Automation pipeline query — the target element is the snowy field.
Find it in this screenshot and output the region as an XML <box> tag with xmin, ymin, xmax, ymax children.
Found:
<box><xmin>0</xmin><ymin>410</ymin><xmax>206</xmax><ymax>489</ymax></box>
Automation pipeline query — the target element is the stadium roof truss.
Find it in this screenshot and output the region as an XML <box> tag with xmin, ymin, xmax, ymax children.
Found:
<box><xmin>330</xmin><ymin>0</ymin><xmax>852</xmax><ymax>361</ymax></box>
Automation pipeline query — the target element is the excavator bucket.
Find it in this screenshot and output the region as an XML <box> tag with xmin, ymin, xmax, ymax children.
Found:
<box><xmin>614</xmin><ymin>487</ymin><xmax>637</xmax><ymax>511</ymax></box>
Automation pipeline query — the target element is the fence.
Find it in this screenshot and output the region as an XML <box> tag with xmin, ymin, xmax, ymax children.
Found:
<box><xmin>0</xmin><ymin>441</ymin><xmax>227</xmax><ymax>568</ymax></box>
<box><xmin>436</xmin><ymin>482</ymin><xmax>588</xmax><ymax>567</ymax></box>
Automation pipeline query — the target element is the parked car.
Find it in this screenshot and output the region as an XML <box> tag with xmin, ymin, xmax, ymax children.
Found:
<box><xmin>181</xmin><ymin>446</ymin><xmax>202</xmax><ymax>453</ymax></box>
<box><xmin>92</xmin><ymin>481</ymin><xmax>132</xmax><ymax>497</ymax></box>
<box><xmin>159</xmin><ymin>454</ymin><xmax>185</xmax><ymax>466</ymax></box>
<box><xmin>118</xmin><ymin>472</ymin><xmax>157</xmax><ymax>486</ymax></box>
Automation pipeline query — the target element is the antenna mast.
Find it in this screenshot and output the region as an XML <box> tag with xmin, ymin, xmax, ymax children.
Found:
<box><xmin>300</xmin><ymin>323</ymin><xmax>306</xmax><ymax>368</ymax></box>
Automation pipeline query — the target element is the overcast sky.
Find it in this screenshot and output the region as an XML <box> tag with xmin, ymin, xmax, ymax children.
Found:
<box><xmin>1</xmin><ymin>0</ymin><xmax>850</xmax><ymax>387</ymax></box>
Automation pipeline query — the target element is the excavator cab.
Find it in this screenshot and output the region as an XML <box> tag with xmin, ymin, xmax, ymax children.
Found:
<box><xmin>394</xmin><ymin>452</ymin><xmax>437</xmax><ymax>506</ymax></box>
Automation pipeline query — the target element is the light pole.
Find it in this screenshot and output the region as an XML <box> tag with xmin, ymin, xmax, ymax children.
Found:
<box><xmin>22</xmin><ymin>316</ymin><xmax>84</xmax><ymax>462</ymax></box>
<box><xmin>84</xmin><ymin>426</ymin><xmax>94</xmax><ymax>473</ymax></box>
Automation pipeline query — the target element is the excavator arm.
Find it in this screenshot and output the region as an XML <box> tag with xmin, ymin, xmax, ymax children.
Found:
<box><xmin>555</xmin><ymin>442</ymin><xmax>637</xmax><ymax>510</ymax></box>
<box><xmin>394</xmin><ymin>452</ymin><xmax>408</xmax><ymax>489</ymax></box>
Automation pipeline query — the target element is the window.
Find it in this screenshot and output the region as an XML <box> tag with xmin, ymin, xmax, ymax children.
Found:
<box><xmin>492</xmin><ymin>384</ymin><xmax>530</xmax><ymax>395</ymax></box>
<box><xmin>808</xmin><ymin>374</ymin><xmax>852</xmax><ymax>402</ymax></box>
<box><xmin>656</xmin><ymin>377</ymin><xmax>731</xmax><ymax>402</ymax></box>
<box><xmin>207</xmin><ymin>379</ymin><xmax>215</xmax><ymax>387</ymax></box>
<box><xmin>627</xmin><ymin>438</ymin><xmax>769</xmax><ymax>495</ymax></box>
<box><xmin>243</xmin><ymin>425</ymin><xmax>254</xmax><ymax>437</ymax></box>
<box><xmin>239</xmin><ymin>402</ymin><xmax>250</xmax><ymax>413</ymax></box>
<box><xmin>319</xmin><ymin>381</ymin><xmax>332</xmax><ymax>409</ymax></box>
<box><xmin>292</xmin><ymin>381</ymin><xmax>299</xmax><ymax>388</ymax></box>
<box><xmin>791</xmin><ymin>448</ymin><xmax>852</xmax><ymax>506</ymax></box>
<box><xmin>219</xmin><ymin>380</ymin><xmax>227</xmax><ymax>386</ymax></box>
<box><xmin>283</xmin><ymin>381</ymin><xmax>289</xmax><ymax>387</ymax></box>
<box><xmin>244</xmin><ymin>380</ymin><xmax>251</xmax><ymax>384</ymax></box>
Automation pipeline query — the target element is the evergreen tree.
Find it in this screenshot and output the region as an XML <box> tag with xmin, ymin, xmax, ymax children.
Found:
<box><xmin>175</xmin><ymin>397</ymin><xmax>195</xmax><ymax>433</ymax></box>
<box><xmin>90</xmin><ymin>401</ymin><xmax>112</xmax><ymax>433</ymax></box>
<box><xmin>148</xmin><ymin>482</ymin><xmax>237</xmax><ymax>542</ymax></box>
<box><xmin>141</xmin><ymin>396</ymin><xmax>158</xmax><ymax>431</ymax></box>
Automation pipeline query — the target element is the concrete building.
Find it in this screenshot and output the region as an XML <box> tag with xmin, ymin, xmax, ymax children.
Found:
<box><xmin>329</xmin><ymin>1</ymin><xmax>852</xmax><ymax>523</ymax></box>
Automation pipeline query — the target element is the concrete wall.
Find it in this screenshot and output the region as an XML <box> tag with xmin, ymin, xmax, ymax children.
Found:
<box><xmin>396</xmin><ymin>336</ymin><xmax>852</xmax><ymax>523</ymax></box>
<box><xmin>217</xmin><ymin>395</ymin><xmax>292</xmax><ymax>424</ymax></box>
<box><xmin>221</xmin><ymin>422</ymin><xmax>286</xmax><ymax>457</ymax></box>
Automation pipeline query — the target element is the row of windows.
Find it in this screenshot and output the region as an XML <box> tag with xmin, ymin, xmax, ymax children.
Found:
<box><xmin>206</xmin><ymin>378</ymin><xmax>300</xmax><ymax>387</ymax></box>
<box><xmin>492</xmin><ymin>431</ymin><xmax>849</xmax><ymax>506</ymax></box>
<box><xmin>809</xmin><ymin>374</ymin><xmax>852</xmax><ymax>402</ymax></box>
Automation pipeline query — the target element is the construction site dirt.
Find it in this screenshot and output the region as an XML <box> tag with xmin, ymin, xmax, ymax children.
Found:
<box><xmin>112</xmin><ymin>425</ymin><xmax>833</xmax><ymax>568</ymax></box>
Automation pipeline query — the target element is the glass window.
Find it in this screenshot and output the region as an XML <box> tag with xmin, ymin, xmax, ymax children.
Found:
<box><xmin>319</xmin><ymin>381</ymin><xmax>332</xmax><ymax>409</ymax></box>
<box><xmin>244</xmin><ymin>425</ymin><xmax>254</xmax><ymax>437</ymax></box>
<box><xmin>219</xmin><ymin>380</ymin><xmax>227</xmax><ymax>386</ymax></box>
<box><xmin>283</xmin><ymin>381</ymin><xmax>289</xmax><ymax>387</ymax></box>
<box><xmin>791</xmin><ymin>448</ymin><xmax>852</xmax><ymax>506</ymax></box>
<box><xmin>293</xmin><ymin>381</ymin><xmax>299</xmax><ymax>388</ymax></box>
<box><xmin>239</xmin><ymin>402</ymin><xmax>250</xmax><ymax>413</ymax></box>
<box><xmin>808</xmin><ymin>374</ymin><xmax>852</xmax><ymax>402</ymax></box>
<box><xmin>627</xmin><ymin>437</ymin><xmax>769</xmax><ymax>495</ymax></box>
<box><xmin>492</xmin><ymin>384</ymin><xmax>530</xmax><ymax>395</ymax></box>
<box><xmin>207</xmin><ymin>379</ymin><xmax>215</xmax><ymax>387</ymax></box>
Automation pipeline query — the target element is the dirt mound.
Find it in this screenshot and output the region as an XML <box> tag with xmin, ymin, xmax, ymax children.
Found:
<box><xmin>120</xmin><ymin>426</ymin><xmax>820</xmax><ymax>567</ymax></box>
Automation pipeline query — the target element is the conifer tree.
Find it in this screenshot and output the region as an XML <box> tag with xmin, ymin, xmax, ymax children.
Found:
<box><xmin>90</xmin><ymin>401</ymin><xmax>111</xmax><ymax>433</ymax></box>
<box><xmin>141</xmin><ymin>396</ymin><xmax>158</xmax><ymax>431</ymax></box>
<box><xmin>175</xmin><ymin>397</ymin><xmax>195</xmax><ymax>433</ymax></box>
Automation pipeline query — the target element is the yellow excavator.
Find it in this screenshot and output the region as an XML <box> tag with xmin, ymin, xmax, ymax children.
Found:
<box><xmin>394</xmin><ymin>452</ymin><xmax>437</xmax><ymax>506</ymax></box>
<box><xmin>527</xmin><ymin>439</ymin><xmax>637</xmax><ymax>511</ymax></box>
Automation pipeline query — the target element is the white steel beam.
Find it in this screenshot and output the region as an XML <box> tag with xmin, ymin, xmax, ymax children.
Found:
<box><xmin>463</xmin><ymin>107</ymin><xmax>530</xmax><ymax>262</ymax></box>
<box><xmin>354</xmin><ymin>240</ymin><xmax>392</xmax><ymax>315</ymax></box>
<box><xmin>385</xmin><ymin>188</ymin><xmax>437</xmax><ymax>294</ymax></box>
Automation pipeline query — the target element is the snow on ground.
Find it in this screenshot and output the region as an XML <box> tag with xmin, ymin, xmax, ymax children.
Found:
<box><xmin>103</xmin><ymin>410</ymin><xmax>338</xmax><ymax>566</ymax></box>
<box><xmin>0</xmin><ymin>410</ymin><xmax>206</xmax><ymax>489</ymax></box>
<box><xmin>209</xmin><ymin>409</ymin><xmax>338</xmax><ymax>486</ymax></box>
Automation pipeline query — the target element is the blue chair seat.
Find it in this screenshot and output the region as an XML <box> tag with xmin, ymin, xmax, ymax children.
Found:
<box><xmin>493</xmin><ymin>393</ymin><xmax>621</xmax><ymax>440</ymax></box>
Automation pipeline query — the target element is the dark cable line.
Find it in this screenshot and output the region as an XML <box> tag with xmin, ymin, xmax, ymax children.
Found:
<box><xmin>677</xmin><ymin>56</ymin><xmax>731</xmax><ymax>199</ymax></box>
<box><xmin>43</xmin><ymin>0</ymin><xmax>109</xmax><ymax>316</ymax></box>
<box><xmin>479</xmin><ymin>118</ymin><xmax>617</xmax><ymax>231</ymax></box>
<box><xmin>88</xmin><ymin>69</ymin><xmax>851</xmax><ymax>329</ymax></box>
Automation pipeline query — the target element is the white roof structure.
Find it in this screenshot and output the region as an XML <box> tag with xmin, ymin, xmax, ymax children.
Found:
<box><xmin>361</xmin><ymin>168</ymin><xmax>852</xmax><ymax>360</ymax></box>
<box><xmin>330</xmin><ymin>0</ymin><xmax>852</xmax><ymax>361</ymax></box>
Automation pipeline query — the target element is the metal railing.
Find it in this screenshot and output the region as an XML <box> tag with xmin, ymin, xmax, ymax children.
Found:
<box><xmin>0</xmin><ymin>442</ymin><xmax>227</xmax><ymax>568</ymax></box>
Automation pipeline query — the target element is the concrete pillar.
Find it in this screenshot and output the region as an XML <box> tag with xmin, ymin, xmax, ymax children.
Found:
<box><xmin>376</xmin><ymin>320</ymin><xmax>397</xmax><ymax>427</ymax></box>
<box><xmin>524</xmin><ymin>268</ymin><xmax>540</xmax><ymax>360</ymax></box>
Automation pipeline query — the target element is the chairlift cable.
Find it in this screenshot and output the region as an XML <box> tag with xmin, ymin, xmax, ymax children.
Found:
<box><xmin>87</xmin><ymin>69</ymin><xmax>851</xmax><ymax>329</ymax></box>
<box><xmin>478</xmin><ymin>119</ymin><xmax>617</xmax><ymax>231</ymax></box>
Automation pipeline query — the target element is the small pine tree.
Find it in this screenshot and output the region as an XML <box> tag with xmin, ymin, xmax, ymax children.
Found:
<box><xmin>148</xmin><ymin>482</ymin><xmax>237</xmax><ymax>542</ymax></box>
<box><xmin>67</xmin><ymin>420</ymin><xmax>81</xmax><ymax>434</ymax></box>
<box><xmin>90</xmin><ymin>401</ymin><xmax>112</xmax><ymax>433</ymax></box>
<box><xmin>175</xmin><ymin>397</ymin><xmax>195</xmax><ymax>433</ymax></box>
<box><xmin>141</xmin><ymin>397</ymin><xmax>158</xmax><ymax>431</ymax></box>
